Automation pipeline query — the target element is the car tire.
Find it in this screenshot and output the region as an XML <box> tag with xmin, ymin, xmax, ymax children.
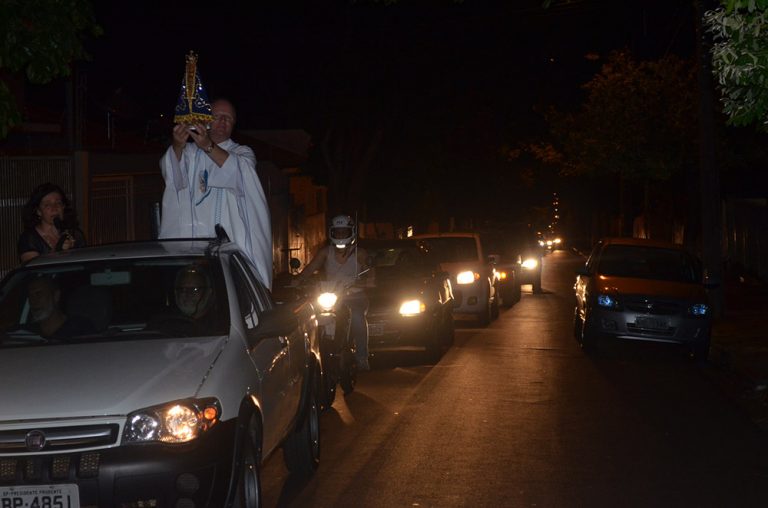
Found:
<box><xmin>575</xmin><ymin>308</ymin><xmax>596</xmax><ymax>352</ymax></box>
<box><xmin>512</xmin><ymin>282</ymin><xmax>522</xmax><ymax>304</ymax></box>
<box><xmin>233</xmin><ymin>414</ymin><xmax>262</xmax><ymax>508</ymax></box>
<box><xmin>532</xmin><ymin>269</ymin><xmax>542</xmax><ymax>294</ymax></box>
<box><xmin>340</xmin><ymin>346</ymin><xmax>357</xmax><ymax>395</ymax></box>
<box><xmin>491</xmin><ymin>290</ymin><xmax>500</xmax><ymax>320</ymax></box>
<box><xmin>283</xmin><ymin>370</ymin><xmax>321</xmax><ymax>476</ymax></box>
<box><xmin>477</xmin><ymin>300</ymin><xmax>491</xmax><ymax>326</ymax></box>
<box><xmin>691</xmin><ymin>334</ymin><xmax>711</xmax><ymax>363</ymax></box>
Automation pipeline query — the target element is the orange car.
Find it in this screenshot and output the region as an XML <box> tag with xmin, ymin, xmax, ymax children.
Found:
<box><xmin>574</xmin><ymin>237</ymin><xmax>714</xmax><ymax>360</ymax></box>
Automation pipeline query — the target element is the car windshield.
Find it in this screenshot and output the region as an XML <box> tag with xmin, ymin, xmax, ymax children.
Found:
<box><xmin>417</xmin><ymin>237</ymin><xmax>478</xmax><ymax>263</ymax></box>
<box><xmin>368</xmin><ymin>246</ymin><xmax>433</xmax><ymax>278</ymax></box>
<box><xmin>597</xmin><ymin>245</ymin><xmax>701</xmax><ymax>283</ymax></box>
<box><xmin>0</xmin><ymin>257</ymin><xmax>229</xmax><ymax>348</ymax></box>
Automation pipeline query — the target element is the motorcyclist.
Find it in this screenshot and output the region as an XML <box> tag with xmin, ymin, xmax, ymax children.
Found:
<box><xmin>294</xmin><ymin>214</ymin><xmax>374</xmax><ymax>370</ymax></box>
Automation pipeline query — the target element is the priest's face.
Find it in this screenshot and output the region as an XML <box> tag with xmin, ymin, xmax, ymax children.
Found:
<box><xmin>210</xmin><ymin>100</ymin><xmax>236</xmax><ymax>143</ymax></box>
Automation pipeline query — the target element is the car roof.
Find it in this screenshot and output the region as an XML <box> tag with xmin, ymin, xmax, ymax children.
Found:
<box><xmin>599</xmin><ymin>237</ymin><xmax>687</xmax><ymax>251</ymax></box>
<box><xmin>411</xmin><ymin>232</ymin><xmax>478</xmax><ymax>239</ymax></box>
<box><xmin>21</xmin><ymin>239</ymin><xmax>237</xmax><ymax>267</ymax></box>
<box><xmin>358</xmin><ymin>238</ymin><xmax>418</xmax><ymax>249</ymax></box>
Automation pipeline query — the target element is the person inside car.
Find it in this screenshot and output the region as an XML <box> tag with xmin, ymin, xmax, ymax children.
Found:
<box><xmin>293</xmin><ymin>214</ymin><xmax>374</xmax><ymax>370</ymax></box>
<box><xmin>26</xmin><ymin>276</ymin><xmax>95</xmax><ymax>339</ymax></box>
<box><xmin>175</xmin><ymin>265</ymin><xmax>215</xmax><ymax>321</ymax></box>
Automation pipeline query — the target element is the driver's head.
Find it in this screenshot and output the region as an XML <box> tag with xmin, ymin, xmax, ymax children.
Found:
<box><xmin>27</xmin><ymin>276</ymin><xmax>61</xmax><ymax>323</ymax></box>
<box><xmin>175</xmin><ymin>266</ymin><xmax>213</xmax><ymax>319</ymax></box>
<box><xmin>329</xmin><ymin>214</ymin><xmax>356</xmax><ymax>249</ymax></box>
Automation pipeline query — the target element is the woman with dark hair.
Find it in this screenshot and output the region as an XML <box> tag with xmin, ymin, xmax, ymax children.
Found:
<box><xmin>18</xmin><ymin>183</ymin><xmax>86</xmax><ymax>263</ymax></box>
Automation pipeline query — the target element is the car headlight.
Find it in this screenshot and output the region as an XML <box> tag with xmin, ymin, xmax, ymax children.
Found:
<box><xmin>123</xmin><ymin>398</ymin><xmax>221</xmax><ymax>444</ymax></box>
<box><xmin>497</xmin><ymin>270</ymin><xmax>508</xmax><ymax>280</ymax></box>
<box><xmin>553</xmin><ymin>238</ymin><xmax>562</xmax><ymax>244</ymax></box>
<box><xmin>399</xmin><ymin>299</ymin><xmax>426</xmax><ymax>316</ymax></box>
<box><xmin>317</xmin><ymin>292</ymin><xmax>338</xmax><ymax>311</ymax></box>
<box><xmin>521</xmin><ymin>258</ymin><xmax>538</xmax><ymax>270</ymax></box>
<box><xmin>597</xmin><ymin>294</ymin><xmax>619</xmax><ymax>309</ymax></box>
<box><xmin>689</xmin><ymin>303</ymin><xmax>709</xmax><ymax>316</ymax></box>
<box><xmin>456</xmin><ymin>270</ymin><xmax>479</xmax><ymax>285</ymax></box>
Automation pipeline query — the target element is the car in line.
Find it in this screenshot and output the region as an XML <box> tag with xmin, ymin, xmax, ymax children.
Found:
<box><xmin>412</xmin><ymin>232</ymin><xmax>499</xmax><ymax>325</ymax></box>
<box><xmin>360</xmin><ymin>238</ymin><xmax>455</xmax><ymax>362</ymax></box>
<box><xmin>0</xmin><ymin>234</ymin><xmax>322</xmax><ymax>508</ymax></box>
<box><xmin>573</xmin><ymin>236</ymin><xmax>714</xmax><ymax>360</ymax></box>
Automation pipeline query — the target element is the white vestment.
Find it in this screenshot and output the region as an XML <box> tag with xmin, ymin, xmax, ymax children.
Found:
<box><xmin>159</xmin><ymin>139</ymin><xmax>272</xmax><ymax>289</ymax></box>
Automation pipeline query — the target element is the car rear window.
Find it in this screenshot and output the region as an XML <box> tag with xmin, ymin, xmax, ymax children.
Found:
<box><xmin>597</xmin><ymin>245</ymin><xmax>701</xmax><ymax>283</ymax></box>
<box><xmin>0</xmin><ymin>257</ymin><xmax>229</xmax><ymax>348</ymax></box>
<box><xmin>417</xmin><ymin>237</ymin><xmax>478</xmax><ymax>263</ymax></box>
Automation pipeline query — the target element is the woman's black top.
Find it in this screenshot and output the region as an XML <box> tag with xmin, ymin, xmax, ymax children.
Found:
<box><xmin>17</xmin><ymin>228</ymin><xmax>86</xmax><ymax>260</ymax></box>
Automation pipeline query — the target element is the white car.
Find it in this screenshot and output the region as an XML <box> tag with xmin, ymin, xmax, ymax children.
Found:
<box><xmin>0</xmin><ymin>235</ymin><xmax>321</xmax><ymax>507</ymax></box>
<box><xmin>413</xmin><ymin>232</ymin><xmax>499</xmax><ymax>325</ymax></box>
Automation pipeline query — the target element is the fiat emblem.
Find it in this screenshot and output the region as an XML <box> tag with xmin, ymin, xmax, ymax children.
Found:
<box><xmin>25</xmin><ymin>430</ymin><xmax>47</xmax><ymax>452</ymax></box>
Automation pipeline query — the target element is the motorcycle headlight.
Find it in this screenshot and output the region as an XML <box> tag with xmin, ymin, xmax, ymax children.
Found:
<box><xmin>123</xmin><ymin>398</ymin><xmax>220</xmax><ymax>444</ymax></box>
<box><xmin>456</xmin><ymin>270</ymin><xmax>478</xmax><ymax>285</ymax></box>
<box><xmin>521</xmin><ymin>258</ymin><xmax>538</xmax><ymax>270</ymax></box>
<box><xmin>317</xmin><ymin>292</ymin><xmax>338</xmax><ymax>311</ymax></box>
<box><xmin>399</xmin><ymin>299</ymin><xmax>426</xmax><ymax>316</ymax></box>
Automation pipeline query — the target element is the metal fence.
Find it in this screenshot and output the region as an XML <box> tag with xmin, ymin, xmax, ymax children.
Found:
<box><xmin>0</xmin><ymin>157</ymin><xmax>74</xmax><ymax>279</ymax></box>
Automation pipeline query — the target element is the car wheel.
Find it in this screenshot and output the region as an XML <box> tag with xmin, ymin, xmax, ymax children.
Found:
<box><xmin>532</xmin><ymin>269</ymin><xmax>542</xmax><ymax>294</ymax></box>
<box><xmin>691</xmin><ymin>334</ymin><xmax>711</xmax><ymax>363</ymax></box>
<box><xmin>512</xmin><ymin>281</ymin><xmax>522</xmax><ymax>304</ymax></box>
<box><xmin>320</xmin><ymin>349</ymin><xmax>337</xmax><ymax>411</ymax></box>
<box><xmin>575</xmin><ymin>308</ymin><xmax>595</xmax><ymax>352</ymax></box>
<box><xmin>233</xmin><ymin>414</ymin><xmax>262</xmax><ymax>508</ymax></box>
<box><xmin>491</xmin><ymin>290</ymin><xmax>500</xmax><ymax>320</ymax></box>
<box><xmin>477</xmin><ymin>300</ymin><xmax>491</xmax><ymax>326</ymax></box>
<box><xmin>283</xmin><ymin>370</ymin><xmax>321</xmax><ymax>476</ymax></box>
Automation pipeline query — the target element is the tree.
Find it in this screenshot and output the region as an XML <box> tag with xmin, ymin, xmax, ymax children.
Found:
<box><xmin>704</xmin><ymin>0</ymin><xmax>768</xmax><ymax>130</ymax></box>
<box><xmin>0</xmin><ymin>0</ymin><xmax>101</xmax><ymax>138</ymax></box>
<box><xmin>523</xmin><ymin>51</ymin><xmax>698</xmax><ymax>239</ymax></box>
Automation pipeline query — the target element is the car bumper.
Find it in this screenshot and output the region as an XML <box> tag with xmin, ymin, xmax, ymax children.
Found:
<box><xmin>588</xmin><ymin>308</ymin><xmax>711</xmax><ymax>345</ymax></box>
<box><xmin>0</xmin><ymin>419</ymin><xmax>237</xmax><ymax>508</ymax></box>
<box><xmin>368</xmin><ymin>312</ymin><xmax>436</xmax><ymax>351</ymax></box>
<box><xmin>451</xmin><ymin>283</ymin><xmax>487</xmax><ymax>318</ymax></box>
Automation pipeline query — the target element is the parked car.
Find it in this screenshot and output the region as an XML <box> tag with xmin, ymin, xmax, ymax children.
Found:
<box><xmin>360</xmin><ymin>238</ymin><xmax>455</xmax><ymax>362</ymax></box>
<box><xmin>412</xmin><ymin>232</ymin><xmax>499</xmax><ymax>325</ymax></box>
<box><xmin>0</xmin><ymin>235</ymin><xmax>322</xmax><ymax>508</ymax></box>
<box><xmin>573</xmin><ymin>237</ymin><xmax>714</xmax><ymax>360</ymax></box>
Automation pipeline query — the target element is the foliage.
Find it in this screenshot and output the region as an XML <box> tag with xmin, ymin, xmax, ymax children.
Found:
<box><xmin>0</xmin><ymin>0</ymin><xmax>101</xmax><ymax>138</ymax></box>
<box><xmin>528</xmin><ymin>51</ymin><xmax>698</xmax><ymax>183</ymax></box>
<box><xmin>704</xmin><ymin>1</ymin><xmax>768</xmax><ymax>130</ymax></box>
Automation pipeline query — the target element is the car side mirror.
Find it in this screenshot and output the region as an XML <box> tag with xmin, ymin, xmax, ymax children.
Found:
<box><xmin>248</xmin><ymin>306</ymin><xmax>298</xmax><ymax>342</ymax></box>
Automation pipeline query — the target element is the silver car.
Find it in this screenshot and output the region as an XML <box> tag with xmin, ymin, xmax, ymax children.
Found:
<box><xmin>0</xmin><ymin>236</ymin><xmax>321</xmax><ymax>507</ymax></box>
<box><xmin>574</xmin><ymin>237</ymin><xmax>713</xmax><ymax>360</ymax></box>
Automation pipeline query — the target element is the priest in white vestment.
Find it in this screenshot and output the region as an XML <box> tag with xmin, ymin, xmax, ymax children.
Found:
<box><xmin>159</xmin><ymin>99</ymin><xmax>273</xmax><ymax>289</ymax></box>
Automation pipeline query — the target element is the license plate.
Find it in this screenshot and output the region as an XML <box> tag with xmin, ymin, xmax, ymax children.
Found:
<box><xmin>0</xmin><ymin>484</ymin><xmax>79</xmax><ymax>508</ymax></box>
<box><xmin>635</xmin><ymin>316</ymin><xmax>668</xmax><ymax>330</ymax></box>
<box><xmin>368</xmin><ymin>323</ymin><xmax>385</xmax><ymax>336</ymax></box>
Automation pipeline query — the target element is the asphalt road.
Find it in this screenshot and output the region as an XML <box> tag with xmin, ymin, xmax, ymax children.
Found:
<box><xmin>261</xmin><ymin>250</ymin><xmax>768</xmax><ymax>507</ymax></box>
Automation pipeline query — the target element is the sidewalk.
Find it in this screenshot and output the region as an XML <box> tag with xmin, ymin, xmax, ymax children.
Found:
<box><xmin>708</xmin><ymin>268</ymin><xmax>768</xmax><ymax>428</ymax></box>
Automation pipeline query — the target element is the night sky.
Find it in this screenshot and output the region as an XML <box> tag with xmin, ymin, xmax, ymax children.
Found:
<box><xmin>81</xmin><ymin>0</ymin><xmax>697</xmax><ymax>221</ymax></box>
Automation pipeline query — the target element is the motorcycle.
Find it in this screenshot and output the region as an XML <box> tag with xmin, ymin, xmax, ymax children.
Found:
<box><xmin>314</xmin><ymin>279</ymin><xmax>359</xmax><ymax>407</ymax></box>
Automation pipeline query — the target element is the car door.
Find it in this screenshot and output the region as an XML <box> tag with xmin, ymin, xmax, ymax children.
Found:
<box><xmin>229</xmin><ymin>254</ymin><xmax>293</xmax><ymax>451</ymax></box>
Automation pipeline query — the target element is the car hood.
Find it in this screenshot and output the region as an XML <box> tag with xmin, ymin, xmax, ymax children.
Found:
<box><xmin>0</xmin><ymin>336</ymin><xmax>228</xmax><ymax>421</ymax></box>
<box><xmin>367</xmin><ymin>276</ymin><xmax>428</xmax><ymax>309</ymax></box>
<box><xmin>437</xmin><ymin>261</ymin><xmax>486</xmax><ymax>277</ymax></box>
<box><xmin>594</xmin><ymin>275</ymin><xmax>706</xmax><ymax>301</ymax></box>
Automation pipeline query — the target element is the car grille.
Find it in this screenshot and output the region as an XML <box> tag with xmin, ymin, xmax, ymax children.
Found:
<box><xmin>0</xmin><ymin>424</ymin><xmax>118</xmax><ymax>454</ymax></box>
<box><xmin>624</xmin><ymin>299</ymin><xmax>681</xmax><ymax>315</ymax></box>
<box><xmin>0</xmin><ymin>452</ymin><xmax>101</xmax><ymax>483</ymax></box>
<box><xmin>626</xmin><ymin>322</ymin><xmax>676</xmax><ymax>336</ymax></box>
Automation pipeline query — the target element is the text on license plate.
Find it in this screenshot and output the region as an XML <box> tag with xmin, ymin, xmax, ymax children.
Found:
<box><xmin>635</xmin><ymin>316</ymin><xmax>668</xmax><ymax>330</ymax></box>
<box><xmin>0</xmin><ymin>484</ymin><xmax>79</xmax><ymax>508</ymax></box>
<box><xmin>368</xmin><ymin>323</ymin><xmax>385</xmax><ymax>336</ymax></box>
